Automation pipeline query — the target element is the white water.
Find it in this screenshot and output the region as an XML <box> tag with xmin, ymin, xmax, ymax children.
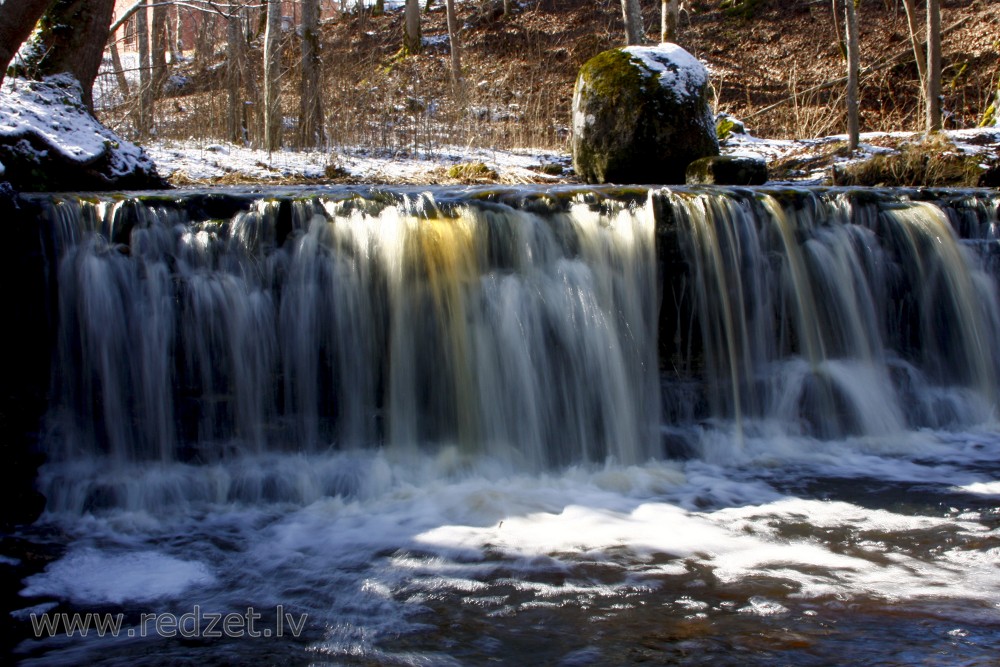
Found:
<box><xmin>15</xmin><ymin>436</ymin><xmax>1000</xmax><ymax>664</ymax></box>
<box><xmin>12</xmin><ymin>187</ymin><xmax>1000</xmax><ymax>664</ymax></box>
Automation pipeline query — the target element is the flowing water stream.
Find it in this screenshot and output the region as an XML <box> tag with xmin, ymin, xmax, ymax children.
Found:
<box><xmin>5</xmin><ymin>185</ymin><xmax>1000</xmax><ymax>665</ymax></box>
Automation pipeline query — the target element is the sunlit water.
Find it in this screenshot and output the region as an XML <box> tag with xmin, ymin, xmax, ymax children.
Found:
<box><xmin>6</xmin><ymin>186</ymin><xmax>1000</xmax><ymax>665</ymax></box>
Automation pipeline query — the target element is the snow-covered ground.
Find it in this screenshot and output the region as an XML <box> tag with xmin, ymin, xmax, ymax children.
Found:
<box><xmin>146</xmin><ymin>140</ymin><xmax>572</xmax><ymax>184</ymax></box>
<box><xmin>141</xmin><ymin>124</ymin><xmax>1000</xmax><ymax>187</ymax></box>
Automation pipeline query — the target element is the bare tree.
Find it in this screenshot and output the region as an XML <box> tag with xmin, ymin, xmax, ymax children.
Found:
<box><xmin>264</xmin><ymin>0</ymin><xmax>283</xmax><ymax>151</ymax></box>
<box><xmin>174</xmin><ymin>2</ymin><xmax>185</xmax><ymax>56</ymax></box>
<box><xmin>227</xmin><ymin>0</ymin><xmax>248</xmax><ymax>143</ymax></box>
<box><xmin>662</xmin><ymin>0</ymin><xmax>679</xmax><ymax>43</ymax></box>
<box><xmin>926</xmin><ymin>0</ymin><xmax>941</xmax><ymax>132</ymax></box>
<box><xmin>152</xmin><ymin>2</ymin><xmax>170</xmax><ymax>96</ymax></box>
<box><xmin>299</xmin><ymin>0</ymin><xmax>324</xmax><ymax>147</ymax></box>
<box><xmin>845</xmin><ymin>0</ymin><xmax>860</xmax><ymax>150</ymax></box>
<box><xmin>901</xmin><ymin>0</ymin><xmax>926</xmax><ymax>104</ymax></box>
<box><xmin>445</xmin><ymin>0</ymin><xmax>462</xmax><ymax>87</ymax></box>
<box><xmin>0</xmin><ymin>0</ymin><xmax>51</xmax><ymax>88</ymax></box>
<box><xmin>17</xmin><ymin>0</ymin><xmax>118</xmax><ymax>110</ymax></box>
<box><xmin>194</xmin><ymin>9</ymin><xmax>217</xmax><ymax>66</ymax></box>
<box><xmin>108</xmin><ymin>33</ymin><xmax>132</xmax><ymax>98</ymax></box>
<box><xmin>138</xmin><ymin>0</ymin><xmax>154</xmax><ymax>137</ymax></box>
<box><xmin>404</xmin><ymin>0</ymin><xmax>422</xmax><ymax>55</ymax></box>
<box><xmin>622</xmin><ymin>0</ymin><xmax>644</xmax><ymax>45</ymax></box>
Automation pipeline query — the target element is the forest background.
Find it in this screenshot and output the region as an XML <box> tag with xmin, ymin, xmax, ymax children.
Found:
<box><xmin>5</xmin><ymin>0</ymin><xmax>999</xmax><ymax>184</ymax></box>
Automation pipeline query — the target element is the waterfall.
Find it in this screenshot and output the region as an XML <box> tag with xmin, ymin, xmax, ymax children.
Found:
<box><xmin>24</xmin><ymin>186</ymin><xmax>1000</xmax><ymax>513</ymax></box>
<box><xmin>35</xmin><ymin>189</ymin><xmax>659</xmax><ymax>511</ymax></box>
<box><xmin>659</xmin><ymin>187</ymin><xmax>1000</xmax><ymax>441</ymax></box>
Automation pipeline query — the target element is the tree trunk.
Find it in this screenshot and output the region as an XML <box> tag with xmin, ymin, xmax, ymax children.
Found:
<box><xmin>445</xmin><ymin>0</ymin><xmax>462</xmax><ymax>87</ymax></box>
<box><xmin>151</xmin><ymin>2</ymin><xmax>169</xmax><ymax>97</ymax></box>
<box><xmin>174</xmin><ymin>2</ymin><xmax>184</xmax><ymax>55</ymax></box>
<box><xmin>20</xmin><ymin>0</ymin><xmax>117</xmax><ymax>110</ymax></box>
<box><xmin>299</xmin><ymin>0</ymin><xmax>324</xmax><ymax>147</ymax></box>
<box><xmin>662</xmin><ymin>0</ymin><xmax>679</xmax><ymax>43</ymax></box>
<box><xmin>845</xmin><ymin>0</ymin><xmax>860</xmax><ymax>150</ymax></box>
<box><xmin>503</xmin><ymin>0</ymin><xmax>512</xmax><ymax>18</ymax></box>
<box><xmin>621</xmin><ymin>0</ymin><xmax>643</xmax><ymax>46</ymax></box>
<box><xmin>227</xmin><ymin>0</ymin><xmax>247</xmax><ymax>143</ymax></box>
<box><xmin>194</xmin><ymin>12</ymin><xmax>216</xmax><ymax>66</ymax></box>
<box><xmin>108</xmin><ymin>34</ymin><xmax>131</xmax><ymax>99</ymax></box>
<box><xmin>264</xmin><ymin>0</ymin><xmax>283</xmax><ymax>151</ymax></box>
<box><xmin>0</xmin><ymin>0</ymin><xmax>51</xmax><ymax>88</ymax></box>
<box><xmin>137</xmin><ymin>0</ymin><xmax>153</xmax><ymax>138</ymax></box>
<box><xmin>901</xmin><ymin>0</ymin><xmax>926</xmax><ymax>103</ymax></box>
<box><xmin>926</xmin><ymin>0</ymin><xmax>941</xmax><ymax>132</ymax></box>
<box><xmin>831</xmin><ymin>0</ymin><xmax>844</xmax><ymax>57</ymax></box>
<box><xmin>403</xmin><ymin>0</ymin><xmax>422</xmax><ymax>55</ymax></box>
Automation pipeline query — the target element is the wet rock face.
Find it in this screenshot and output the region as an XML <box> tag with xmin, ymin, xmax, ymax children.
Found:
<box><xmin>571</xmin><ymin>45</ymin><xmax>719</xmax><ymax>185</ymax></box>
<box><xmin>0</xmin><ymin>75</ymin><xmax>167</xmax><ymax>192</ymax></box>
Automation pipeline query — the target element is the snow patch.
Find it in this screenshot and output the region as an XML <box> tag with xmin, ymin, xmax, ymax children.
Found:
<box><xmin>146</xmin><ymin>140</ymin><xmax>569</xmax><ymax>184</ymax></box>
<box><xmin>624</xmin><ymin>44</ymin><xmax>708</xmax><ymax>98</ymax></box>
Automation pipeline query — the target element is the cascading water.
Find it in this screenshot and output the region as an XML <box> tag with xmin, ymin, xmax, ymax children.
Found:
<box><xmin>659</xmin><ymin>188</ymin><xmax>1000</xmax><ymax>443</ymax></box>
<box><xmin>40</xmin><ymin>189</ymin><xmax>659</xmax><ymax>512</ymax></box>
<box><xmin>8</xmin><ymin>185</ymin><xmax>1000</xmax><ymax>666</ymax></box>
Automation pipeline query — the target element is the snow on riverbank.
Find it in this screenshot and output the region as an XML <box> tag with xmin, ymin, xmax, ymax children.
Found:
<box><xmin>142</xmin><ymin>125</ymin><xmax>1000</xmax><ymax>187</ymax></box>
<box><xmin>145</xmin><ymin>141</ymin><xmax>572</xmax><ymax>185</ymax></box>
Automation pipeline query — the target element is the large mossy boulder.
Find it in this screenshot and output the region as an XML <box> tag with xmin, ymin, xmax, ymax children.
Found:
<box><xmin>572</xmin><ymin>44</ymin><xmax>719</xmax><ymax>184</ymax></box>
<box><xmin>0</xmin><ymin>75</ymin><xmax>167</xmax><ymax>192</ymax></box>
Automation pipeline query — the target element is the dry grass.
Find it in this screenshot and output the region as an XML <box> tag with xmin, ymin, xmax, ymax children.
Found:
<box><xmin>834</xmin><ymin>135</ymin><xmax>988</xmax><ymax>187</ymax></box>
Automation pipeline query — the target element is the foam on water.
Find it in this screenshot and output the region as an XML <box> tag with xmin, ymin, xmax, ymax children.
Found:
<box><xmin>21</xmin><ymin>549</ymin><xmax>215</xmax><ymax>605</ymax></box>
<box><xmin>16</xmin><ymin>428</ymin><xmax>1000</xmax><ymax>664</ymax></box>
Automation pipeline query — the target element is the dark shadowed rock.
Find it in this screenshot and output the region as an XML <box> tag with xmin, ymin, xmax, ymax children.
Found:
<box><xmin>686</xmin><ymin>155</ymin><xmax>768</xmax><ymax>185</ymax></box>
<box><xmin>571</xmin><ymin>44</ymin><xmax>719</xmax><ymax>185</ymax></box>
<box><xmin>0</xmin><ymin>75</ymin><xmax>167</xmax><ymax>192</ymax></box>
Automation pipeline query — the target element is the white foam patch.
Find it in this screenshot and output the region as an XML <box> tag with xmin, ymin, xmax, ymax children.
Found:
<box><xmin>411</xmin><ymin>487</ymin><xmax>999</xmax><ymax>604</ymax></box>
<box><xmin>10</xmin><ymin>601</ymin><xmax>59</xmax><ymax>621</ymax></box>
<box><xmin>957</xmin><ymin>481</ymin><xmax>1000</xmax><ymax>495</ymax></box>
<box><xmin>21</xmin><ymin>548</ymin><xmax>215</xmax><ymax>605</ymax></box>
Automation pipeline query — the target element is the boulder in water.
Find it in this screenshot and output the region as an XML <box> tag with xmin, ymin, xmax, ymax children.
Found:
<box><xmin>572</xmin><ymin>44</ymin><xmax>719</xmax><ymax>184</ymax></box>
<box><xmin>0</xmin><ymin>75</ymin><xmax>167</xmax><ymax>192</ymax></box>
<box><xmin>686</xmin><ymin>155</ymin><xmax>768</xmax><ymax>185</ymax></box>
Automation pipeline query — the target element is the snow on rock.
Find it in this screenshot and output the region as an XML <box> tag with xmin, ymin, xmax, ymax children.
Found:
<box><xmin>623</xmin><ymin>44</ymin><xmax>709</xmax><ymax>100</ymax></box>
<box><xmin>0</xmin><ymin>75</ymin><xmax>166</xmax><ymax>191</ymax></box>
